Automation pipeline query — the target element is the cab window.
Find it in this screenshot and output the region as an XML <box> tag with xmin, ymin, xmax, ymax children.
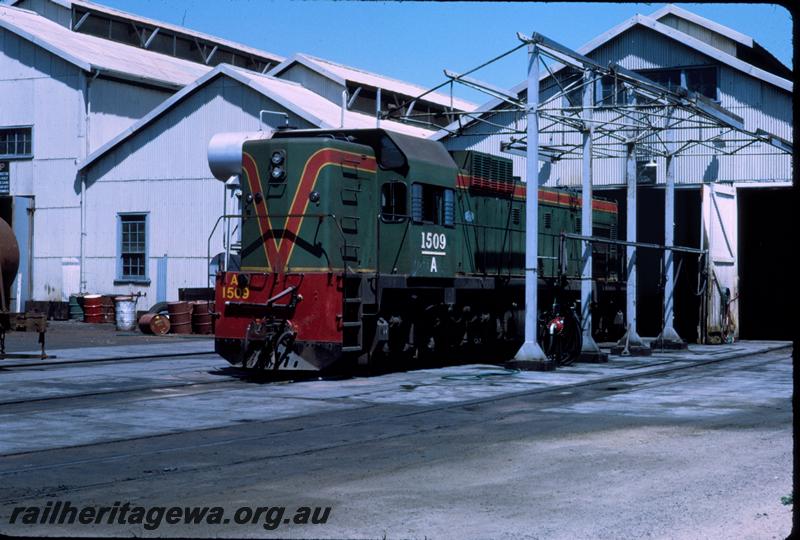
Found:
<box><xmin>380</xmin><ymin>182</ymin><xmax>407</xmax><ymax>222</ymax></box>
<box><xmin>411</xmin><ymin>183</ymin><xmax>454</xmax><ymax>227</ymax></box>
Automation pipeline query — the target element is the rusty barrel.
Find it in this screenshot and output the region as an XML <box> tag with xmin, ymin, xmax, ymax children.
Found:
<box><xmin>82</xmin><ymin>294</ymin><xmax>104</xmax><ymax>323</ymax></box>
<box><xmin>191</xmin><ymin>301</ymin><xmax>213</xmax><ymax>335</ymax></box>
<box><xmin>138</xmin><ymin>313</ymin><xmax>170</xmax><ymax>335</ymax></box>
<box><xmin>167</xmin><ymin>301</ymin><xmax>192</xmax><ymax>334</ymax></box>
<box><xmin>101</xmin><ymin>295</ymin><xmax>116</xmax><ymax>324</ymax></box>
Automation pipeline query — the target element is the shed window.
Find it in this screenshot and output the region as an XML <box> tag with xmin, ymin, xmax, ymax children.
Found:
<box><xmin>411</xmin><ymin>183</ymin><xmax>454</xmax><ymax>227</ymax></box>
<box><xmin>0</xmin><ymin>127</ymin><xmax>32</xmax><ymax>159</ymax></box>
<box><xmin>685</xmin><ymin>67</ymin><xmax>718</xmax><ymax>100</ymax></box>
<box><xmin>641</xmin><ymin>69</ymin><xmax>683</xmax><ymax>93</ymax></box>
<box><xmin>118</xmin><ymin>214</ymin><xmax>148</xmax><ymax>281</ymax></box>
<box><xmin>637</xmin><ymin>67</ymin><xmax>718</xmax><ymax>100</ymax></box>
<box><xmin>600</xmin><ymin>66</ymin><xmax>718</xmax><ymax>103</ymax></box>
<box><xmin>380</xmin><ymin>182</ymin><xmax>407</xmax><ymax>222</ymax></box>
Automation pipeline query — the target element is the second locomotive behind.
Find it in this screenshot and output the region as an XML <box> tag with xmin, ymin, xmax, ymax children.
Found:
<box><xmin>210</xmin><ymin>128</ymin><xmax>622</xmax><ymax>371</ymax></box>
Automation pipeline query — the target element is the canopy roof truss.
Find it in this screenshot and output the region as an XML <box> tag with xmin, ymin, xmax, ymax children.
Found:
<box><xmin>386</xmin><ymin>32</ymin><xmax>791</xmax><ymax>162</ymax></box>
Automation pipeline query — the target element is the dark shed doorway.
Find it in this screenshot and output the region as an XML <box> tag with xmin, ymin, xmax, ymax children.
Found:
<box><xmin>737</xmin><ymin>187</ymin><xmax>793</xmax><ymax>340</ymax></box>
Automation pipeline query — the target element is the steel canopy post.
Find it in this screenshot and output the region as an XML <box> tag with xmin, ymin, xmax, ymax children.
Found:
<box><xmin>509</xmin><ymin>41</ymin><xmax>550</xmax><ymax>370</ymax></box>
<box><xmin>578</xmin><ymin>70</ymin><xmax>607</xmax><ymax>363</ymax></box>
<box><xmin>612</xmin><ymin>89</ymin><xmax>650</xmax><ymax>356</ymax></box>
<box><xmin>654</xmin><ymin>106</ymin><xmax>687</xmax><ymax>349</ymax></box>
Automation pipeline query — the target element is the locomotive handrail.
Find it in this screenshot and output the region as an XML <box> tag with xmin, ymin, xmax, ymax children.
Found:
<box><xmin>207</xmin><ymin>212</ymin><xmax>352</xmax><ymax>286</ymax></box>
<box><xmin>560</xmin><ymin>232</ymin><xmax>707</xmax><ymax>254</ymax></box>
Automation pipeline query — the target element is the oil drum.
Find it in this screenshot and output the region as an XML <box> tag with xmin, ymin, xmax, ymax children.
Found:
<box><xmin>191</xmin><ymin>300</ymin><xmax>213</xmax><ymax>335</ymax></box>
<box><xmin>82</xmin><ymin>294</ymin><xmax>104</xmax><ymax>323</ymax></box>
<box><xmin>68</xmin><ymin>294</ymin><xmax>84</xmax><ymax>320</ymax></box>
<box><xmin>101</xmin><ymin>295</ymin><xmax>115</xmax><ymax>324</ymax></box>
<box><xmin>167</xmin><ymin>301</ymin><xmax>192</xmax><ymax>334</ymax></box>
<box><xmin>138</xmin><ymin>313</ymin><xmax>170</xmax><ymax>335</ymax></box>
<box><xmin>114</xmin><ymin>296</ymin><xmax>136</xmax><ymax>331</ymax></box>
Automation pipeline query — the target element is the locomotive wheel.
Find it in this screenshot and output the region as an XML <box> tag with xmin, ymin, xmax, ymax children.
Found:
<box><xmin>272</xmin><ymin>331</ymin><xmax>296</xmax><ymax>370</ymax></box>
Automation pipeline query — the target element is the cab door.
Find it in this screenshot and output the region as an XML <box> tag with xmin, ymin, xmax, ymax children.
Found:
<box><xmin>377</xmin><ymin>179</ymin><xmax>411</xmax><ymax>275</ymax></box>
<box><xmin>409</xmin><ymin>182</ymin><xmax>456</xmax><ymax>277</ymax></box>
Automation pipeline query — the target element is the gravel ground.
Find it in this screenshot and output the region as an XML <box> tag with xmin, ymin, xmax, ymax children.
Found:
<box><xmin>0</xmin><ymin>348</ymin><xmax>792</xmax><ymax>539</ymax></box>
<box><xmin>2</xmin><ymin>320</ymin><xmax>209</xmax><ymax>353</ymax></box>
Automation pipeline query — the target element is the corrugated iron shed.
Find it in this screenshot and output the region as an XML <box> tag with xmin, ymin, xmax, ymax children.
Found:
<box><xmin>0</xmin><ymin>4</ymin><xmax>210</xmax><ymax>88</ymax></box>
<box><xmin>79</xmin><ymin>65</ymin><xmax>435</xmax><ymax>172</ymax></box>
<box><xmin>10</xmin><ymin>0</ymin><xmax>284</xmax><ymax>68</ymax></box>
<box><xmin>270</xmin><ymin>53</ymin><xmax>477</xmax><ymax>113</ymax></box>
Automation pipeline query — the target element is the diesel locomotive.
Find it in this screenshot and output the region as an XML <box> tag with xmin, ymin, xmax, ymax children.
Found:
<box><xmin>210</xmin><ymin>128</ymin><xmax>622</xmax><ymax>371</ymax></box>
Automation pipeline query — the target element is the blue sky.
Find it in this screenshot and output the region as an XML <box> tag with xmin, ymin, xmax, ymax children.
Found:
<box><xmin>61</xmin><ymin>1</ymin><xmax>795</xmax><ymax>105</ymax></box>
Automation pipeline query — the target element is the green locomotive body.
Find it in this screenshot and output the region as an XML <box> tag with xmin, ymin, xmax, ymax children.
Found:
<box><xmin>214</xmin><ymin>128</ymin><xmax>621</xmax><ymax>371</ymax></box>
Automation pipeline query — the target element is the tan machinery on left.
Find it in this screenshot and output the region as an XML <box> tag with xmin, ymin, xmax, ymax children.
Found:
<box><xmin>0</xmin><ymin>217</ymin><xmax>47</xmax><ymax>359</ymax></box>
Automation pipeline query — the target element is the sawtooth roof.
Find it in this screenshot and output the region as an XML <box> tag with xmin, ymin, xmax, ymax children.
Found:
<box><xmin>9</xmin><ymin>0</ymin><xmax>283</xmax><ymax>67</ymax></box>
<box><xmin>270</xmin><ymin>53</ymin><xmax>477</xmax><ymax>113</ymax></box>
<box><xmin>0</xmin><ymin>3</ymin><xmax>210</xmax><ymax>88</ymax></box>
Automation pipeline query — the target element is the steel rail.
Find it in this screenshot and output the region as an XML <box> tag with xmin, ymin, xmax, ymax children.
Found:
<box><xmin>0</xmin><ymin>373</ymin><xmax>236</xmax><ymax>409</ymax></box>
<box><xmin>0</xmin><ymin>349</ymin><xmax>216</xmax><ymax>370</ymax></box>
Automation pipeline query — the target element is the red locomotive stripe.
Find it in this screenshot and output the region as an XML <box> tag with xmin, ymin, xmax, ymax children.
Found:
<box><xmin>457</xmin><ymin>173</ymin><xmax>617</xmax><ymax>214</ymax></box>
<box><xmin>242</xmin><ymin>152</ymin><xmax>276</xmax><ymax>271</ymax></box>
<box><xmin>241</xmin><ymin>150</ymin><xmax>377</xmax><ymax>271</ymax></box>
<box><xmin>280</xmin><ymin>149</ymin><xmax>376</xmax><ymax>265</ymax></box>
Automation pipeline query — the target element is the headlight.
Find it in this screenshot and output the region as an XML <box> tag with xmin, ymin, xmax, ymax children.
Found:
<box><xmin>271</xmin><ymin>151</ymin><xmax>284</xmax><ymax>165</ymax></box>
<box><xmin>271</xmin><ymin>166</ymin><xmax>285</xmax><ymax>180</ymax></box>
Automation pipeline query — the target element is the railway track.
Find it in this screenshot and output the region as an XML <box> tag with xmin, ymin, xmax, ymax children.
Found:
<box><xmin>0</xmin><ymin>349</ymin><xmax>217</xmax><ymax>370</ymax></box>
<box><xmin>0</xmin><ymin>346</ymin><xmax>789</xmax><ymax>501</ymax></box>
<box><xmin>0</xmin><ymin>377</ymin><xmax>243</xmax><ymax>410</ymax></box>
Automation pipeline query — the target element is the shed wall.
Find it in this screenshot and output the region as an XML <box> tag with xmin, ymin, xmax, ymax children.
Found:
<box><xmin>0</xmin><ymin>27</ymin><xmax>84</xmax><ymax>300</ymax></box>
<box><xmin>83</xmin><ymin>76</ymin><xmax>317</xmax><ymax>308</ymax></box>
<box><xmin>89</xmin><ymin>78</ymin><xmax>172</xmax><ymax>151</ymax></box>
<box><xmin>12</xmin><ymin>0</ymin><xmax>72</xmax><ymax>27</ymax></box>
<box><xmin>275</xmin><ymin>63</ymin><xmax>345</xmax><ymax>105</ymax></box>
<box><xmin>656</xmin><ymin>13</ymin><xmax>738</xmax><ymax>57</ymax></box>
<box><xmin>2</xmin><ymin>28</ymin><xmax>181</xmax><ymax>301</ymax></box>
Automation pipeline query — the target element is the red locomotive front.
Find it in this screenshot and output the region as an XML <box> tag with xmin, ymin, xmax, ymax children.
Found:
<box><xmin>208</xmin><ymin>130</ymin><xmax>378</xmax><ymax>372</ymax></box>
<box><xmin>214</xmin><ymin>271</ymin><xmax>346</xmax><ymax>370</ymax></box>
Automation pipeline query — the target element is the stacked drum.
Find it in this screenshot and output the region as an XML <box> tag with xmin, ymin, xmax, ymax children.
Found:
<box><xmin>191</xmin><ymin>301</ymin><xmax>212</xmax><ymax>335</ymax></box>
<box><xmin>135</xmin><ymin>299</ymin><xmax>215</xmax><ymax>336</ymax></box>
<box><xmin>167</xmin><ymin>301</ymin><xmax>192</xmax><ymax>334</ymax></box>
<box><xmin>101</xmin><ymin>296</ymin><xmax>116</xmax><ymax>324</ymax></box>
<box><xmin>82</xmin><ymin>295</ymin><xmax>104</xmax><ymax>323</ymax></box>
